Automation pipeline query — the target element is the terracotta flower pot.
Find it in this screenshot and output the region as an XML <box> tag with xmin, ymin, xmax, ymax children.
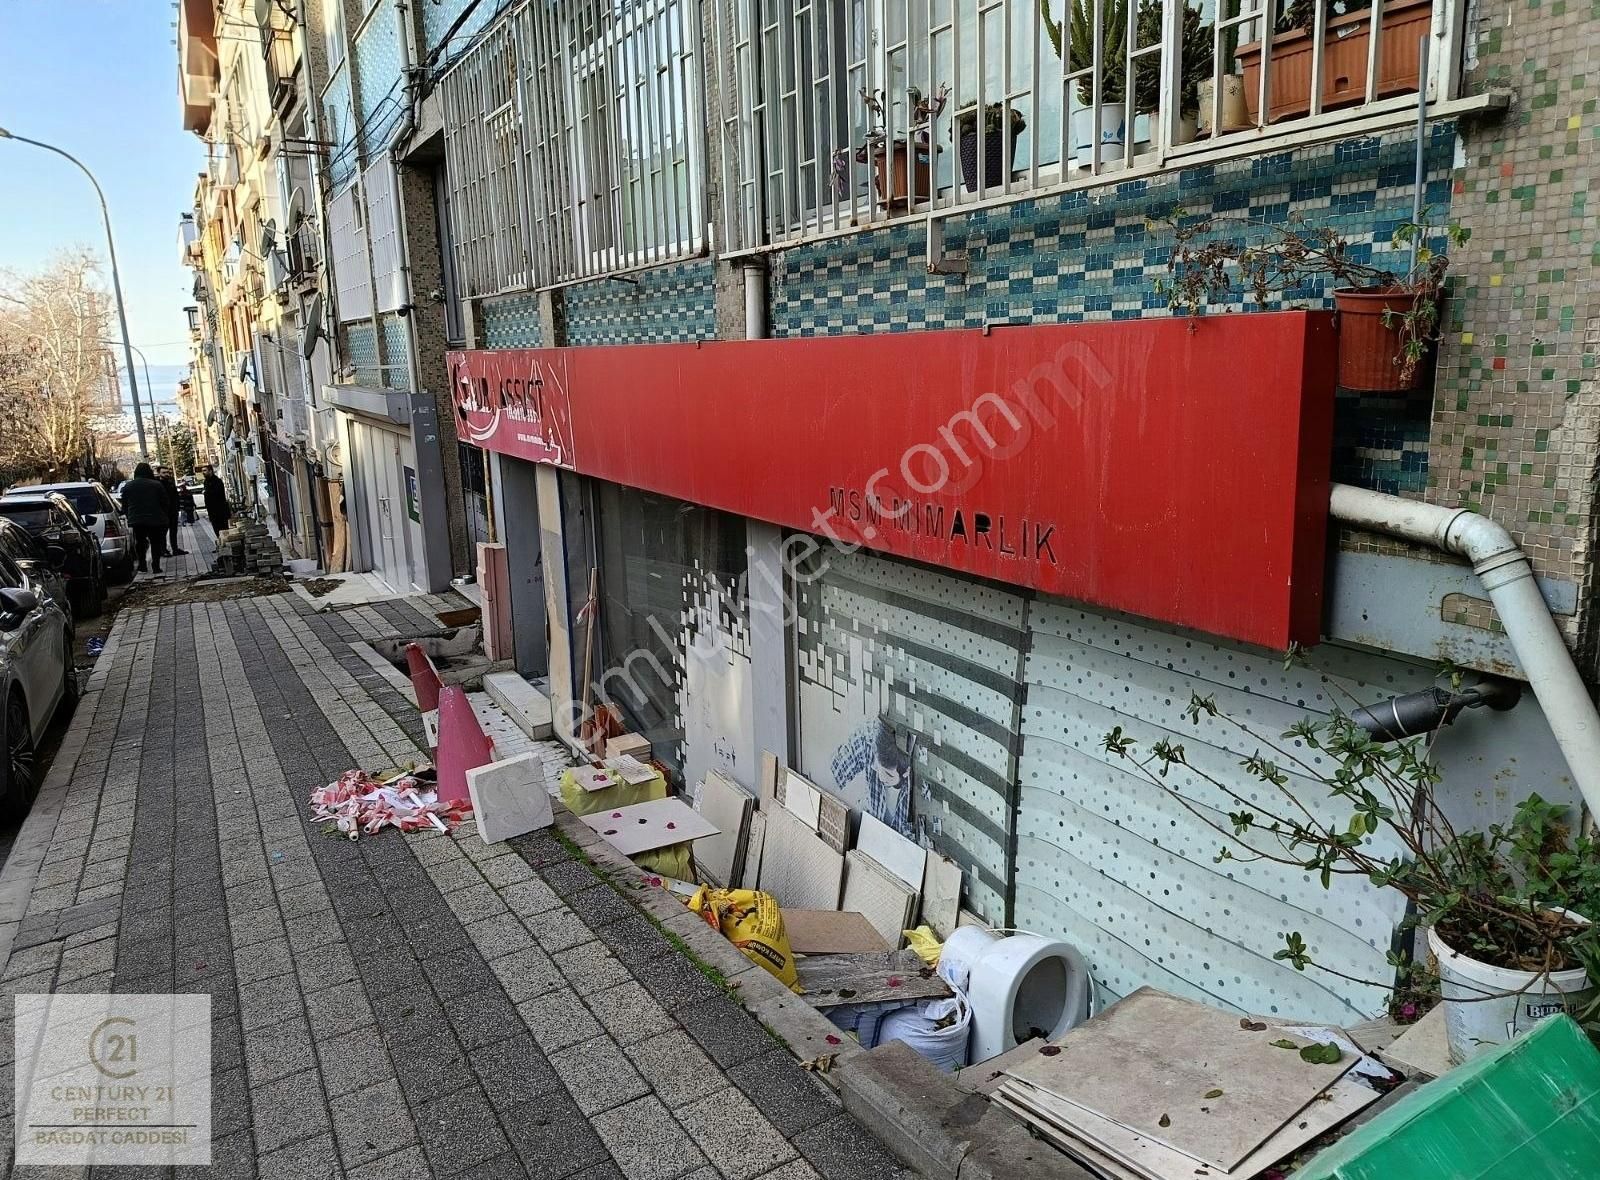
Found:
<box><xmin>871</xmin><ymin>142</ymin><xmax>934</xmax><ymax>210</ymax></box>
<box><xmin>1333</xmin><ymin>286</ymin><xmax>1427</xmax><ymax>392</ymax></box>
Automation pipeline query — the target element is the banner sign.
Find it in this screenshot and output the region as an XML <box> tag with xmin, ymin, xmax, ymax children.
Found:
<box><xmin>448</xmin><ymin>313</ymin><xmax>1335</xmax><ymax>649</ymax></box>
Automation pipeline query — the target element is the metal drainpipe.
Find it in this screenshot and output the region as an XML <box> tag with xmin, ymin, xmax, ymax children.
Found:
<box><xmin>1330</xmin><ymin>483</ymin><xmax>1600</xmax><ymax>816</ymax></box>
<box><xmin>742</xmin><ymin>259</ymin><xmax>768</xmax><ymax>340</ymax></box>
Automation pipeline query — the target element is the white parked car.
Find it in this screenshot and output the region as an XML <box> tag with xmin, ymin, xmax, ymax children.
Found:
<box><xmin>0</xmin><ymin>548</ymin><xmax>75</xmax><ymax>818</ymax></box>
<box><xmin>5</xmin><ymin>481</ymin><xmax>133</xmax><ymax>585</ymax></box>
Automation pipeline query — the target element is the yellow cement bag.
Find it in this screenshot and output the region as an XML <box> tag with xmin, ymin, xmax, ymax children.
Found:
<box><xmin>903</xmin><ymin>925</ymin><xmax>943</xmax><ymax>967</ymax></box>
<box><xmin>689</xmin><ymin>887</ymin><xmax>799</xmax><ymax>990</ymax></box>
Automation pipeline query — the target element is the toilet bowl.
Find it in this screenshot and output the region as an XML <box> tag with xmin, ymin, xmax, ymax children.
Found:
<box><xmin>939</xmin><ymin>928</ymin><xmax>1091</xmax><ymax>1065</ymax></box>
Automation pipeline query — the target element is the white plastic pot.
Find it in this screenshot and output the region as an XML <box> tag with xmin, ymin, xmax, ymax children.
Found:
<box><xmin>1070</xmin><ymin>103</ymin><xmax>1127</xmax><ymax>167</ymax></box>
<box><xmin>1427</xmin><ymin>913</ymin><xmax>1596</xmax><ymax>1065</ymax></box>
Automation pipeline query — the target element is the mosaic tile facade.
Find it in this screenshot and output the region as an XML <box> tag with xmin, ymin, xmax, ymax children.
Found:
<box><xmin>322</xmin><ymin>64</ymin><xmax>356</xmax><ymax>190</ymax></box>
<box><xmin>353</xmin><ymin>0</ymin><xmax>406</xmax><ymax>155</ymax></box>
<box><xmin>768</xmin><ymin>126</ymin><xmax>1454</xmax><ymax>494</ymax></box>
<box><xmin>480</xmin><ymin>292</ymin><xmax>544</xmax><ymax>349</ymax></box>
<box><xmin>422</xmin><ymin>0</ymin><xmax>514</xmax><ymax>61</ymax></box>
<box><xmin>344</xmin><ymin>319</ymin><xmax>380</xmax><ymax>388</ymax></box>
<box><xmin>379</xmin><ymin>313</ymin><xmax>410</xmax><ymax>389</ymax></box>
<box><xmin>563</xmin><ymin>259</ymin><xmax>719</xmax><ymax>346</ymax></box>
<box><xmin>1429</xmin><ymin>0</ymin><xmax>1600</xmax><ymax>641</ymax></box>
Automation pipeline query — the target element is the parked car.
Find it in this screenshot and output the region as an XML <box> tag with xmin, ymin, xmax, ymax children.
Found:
<box><xmin>0</xmin><ymin>548</ymin><xmax>75</xmax><ymax>818</ymax></box>
<box><xmin>6</xmin><ymin>481</ymin><xmax>133</xmax><ymax>585</ymax></box>
<box><xmin>0</xmin><ymin>519</ymin><xmax>68</xmax><ymax>616</ymax></box>
<box><xmin>0</xmin><ymin>493</ymin><xmax>105</xmax><ymax>619</ymax></box>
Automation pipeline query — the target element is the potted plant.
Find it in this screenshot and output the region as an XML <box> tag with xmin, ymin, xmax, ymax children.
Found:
<box><xmin>1157</xmin><ymin>210</ymin><xmax>1467</xmax><ymax>393</ymax></box>
<box><xmin>1197</xmin><ymin>0</ymin><xmax>1249</xmax><ymax>135</ymax></box>
<box><xmin>1129</xmin><ymin>0</ymin><xmax>1213</xmax><ymax>145</ymax></box>
<box><xmin>832</xmin><ymin>84</ymin><xmax>949</xmax><ymax>211</ymax></box>
<box><xmin>1103</xmin><ymin>694</ymin><xmax>1600</xmax><ymax>1063</ymax></box>
<box><xmin>1236</xmin><ymin>0</ymin><xmax>1432</xmax><ymax>123</ymax></box>
<box><xmin>953</xmin><ymin>103</ymin><xmax>1026</xmax><ymax>192</ymax></box>
<box><xmin>1042</xmin><ymin>0</ymin><xmax>1130</xmax><ymax>165</ymax></box>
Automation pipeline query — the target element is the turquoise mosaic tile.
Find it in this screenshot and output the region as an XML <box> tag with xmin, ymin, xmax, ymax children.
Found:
<box><xmin>354</xmin><ymin>0</ymin><xmax>406</xmax><ymax>155</ymax></box>
<box><xmin>481</xmin><ymin>292</ymin><xmax>543</xmax><ymax>349</ymax></box>
<box><xmin>423</xmin><ymin>0</ymin><xmax>514</xmax><ymax>64</ymax></box>
<box><xmin>564</xmin><ymin>258</ymin><xmax>717</xmax><ymax>346</ymax></box>
<box><xmin>323</xmin><ymin>66</ymin><xmax>356</xmax><ymax>190</ymax></box>
<box><xmin>379</xmin><ymin>313</ymin><xmax>410</xmax><ymax>389</ymax></box>
<box><xmin>345</xmin><ymin>320</ymin><xmax>380</xmax><ymax>388</ymax></box>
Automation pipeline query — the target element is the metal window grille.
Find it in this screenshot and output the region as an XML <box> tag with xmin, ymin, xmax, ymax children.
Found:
<box><xmin>714</xmin><ymin>0</ymin><xmax>1458</xmax><ymax>251</ymax></box>
<box><xmin>439</xmin><ymin>0</ymin><xmax>707</xmax><ymax>290</ymax></box>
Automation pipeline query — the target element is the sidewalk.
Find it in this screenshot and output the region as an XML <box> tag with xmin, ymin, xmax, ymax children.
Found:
<box><xmin>0</xmin><ymin>584</ymin><xmax>912</xmax><ymax>1179</ymax></box>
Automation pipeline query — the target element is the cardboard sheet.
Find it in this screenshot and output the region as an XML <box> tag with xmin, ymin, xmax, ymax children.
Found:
<box><xmin>840</xmin><ymin>849</ymin><xmax>917</xmax><ymax>947</ymax></box>
<box><xmin>580</xmin><ymin>797</ymin><xmax>719</xmax><ymax>857</ymax></box>
<box><xmin>693</xmin><ymin>771</ymin><xmax>753</xmax><ymax>888</ymax></box>
<box><xmin>757</xmin><ymin>806</ymin><xmax>844</xmax><ymax>910</ymax></box>
<box><xmin>783</xmin><ymin>908</ymin><xmax>890</xmax><ymax>954</ymax></box>
<box><xmin>857</xmin><ymin>814</ymin><xmax>926</xmax><ymax>890</ymax></box>
<box><xmin>816</xmin><ymin>791</ymin><xmax>850</xmax><ymax>855</ymax></box>
<box><xmin>1003</xmin><ymin>988</ymin><xmax>1356</xmax><ymax>1171</ymax></box>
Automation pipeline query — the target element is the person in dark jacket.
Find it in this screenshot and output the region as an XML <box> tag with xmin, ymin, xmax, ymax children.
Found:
<box><xmin>158</xmin><ymin>469</ymin><xmax>187</xmax><ymax>556</ymax></box>
<box><xmin>178</xmin><ymin>480</ymin><xmax>196</xmax><ymax>525</ymax></box>
<box><xmin>121</xmin><ymin>462</ymin><xmax>169</xmax><ymax>574</ymax></box>
<box><xmin>202</xmin><ymin>465</ymin><xmax>231</xmax><ymax>535</ymax></box>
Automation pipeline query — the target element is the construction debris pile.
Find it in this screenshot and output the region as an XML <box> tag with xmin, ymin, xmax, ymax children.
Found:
<box><xmin>212</xmin><ymin>519</ymin><xmax>281</xmax><ymax>575</ymax></box>
<box><xmin>309</xmin><ymin>768</ymin><xmax>472</xmax><ymax>837</ymax></box>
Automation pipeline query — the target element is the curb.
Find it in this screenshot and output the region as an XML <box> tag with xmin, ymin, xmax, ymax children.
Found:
<box><xmin>836</xmin><ymin>1041</ymin><xmax>1097</xmax><ymax>1180</ymax></box>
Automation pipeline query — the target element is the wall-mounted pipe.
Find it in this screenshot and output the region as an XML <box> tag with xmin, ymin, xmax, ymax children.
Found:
<box><xmin>742</xmin><ymin>258</ymin><xmax>768</xmax><ymax>341</ymax></box>
<box><xmin>1330</xmin><ymin>483</ymin><xmax>1600</xmax><ymax>817</ymax></box>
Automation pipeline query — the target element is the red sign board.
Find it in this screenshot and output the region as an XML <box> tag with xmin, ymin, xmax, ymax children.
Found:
<box><xmin>449</xmin><ymin>313</ymin><xmax>1335</xmax><ymax>649</ymax></box>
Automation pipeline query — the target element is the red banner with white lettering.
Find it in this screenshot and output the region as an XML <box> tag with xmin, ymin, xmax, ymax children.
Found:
<box><xmin>448</xmin><ymin>312</ymin><xmax>1335</xmax><ymax>648</ymax></box>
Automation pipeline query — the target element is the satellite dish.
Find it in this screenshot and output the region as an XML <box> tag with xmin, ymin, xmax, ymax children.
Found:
<box><xmin>286</xmin><ymin>186</ymin><xmax>306</xmax><ymax>231</ymax></box>
<box><xmin>301</xmin><ymin>293</ymin><xmax>324</xmax><ymax>360</ymax></box>
<box><xmin>267</xmin><ymin>249</ymin><xmax>289</xmax><ymax>290</ymax></box>
<box><xmin>206</xmin><ymin>408</ymin><xmax>217</xmax><ymax>427</ymax></box>
<box><xmin>236</xmin><ymin>352</ymin><xmax>251</xmax><ymax>382</ymax></box>
<box><xmin>258</xmin><ymin>218</ymin><xmax>277</xmax><ymax>254</ymax></box>
<box><xmin>253</xmin><ymin>0</ymin><xmax>272</xmax><ymax>25</ymax></box>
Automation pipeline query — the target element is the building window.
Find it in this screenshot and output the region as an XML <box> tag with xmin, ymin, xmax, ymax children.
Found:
<box><xmin>718</xmin><ymin>0</ymin><xmax>1455</xmax><ymax>248</ymax></box>
<box><xmin>438</xmin><ymin>0</ymin><xmax>707</xmax><ymax>291</ymax></box>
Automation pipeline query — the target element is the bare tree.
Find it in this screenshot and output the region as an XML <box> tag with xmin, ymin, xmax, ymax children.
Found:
<box><xmin>0</xmin><ymin>249</ymin><xmax>120</xmax><ymax>484</ymax></box>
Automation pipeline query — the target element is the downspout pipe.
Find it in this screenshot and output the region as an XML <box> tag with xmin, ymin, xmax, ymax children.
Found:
<box><xmin>1330</xmin><ymin>483</ymin><xmax>1600</xmax><ymax>817</ymax></box>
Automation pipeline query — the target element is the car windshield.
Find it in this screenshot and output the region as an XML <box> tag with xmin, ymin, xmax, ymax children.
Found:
<box><xmin>0</xmin><ymin>504</ymin><xmax>53</xmax><ymax>531</ymax></box>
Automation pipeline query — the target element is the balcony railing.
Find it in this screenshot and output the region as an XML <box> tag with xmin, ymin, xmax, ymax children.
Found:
<box><xmin>713</xmin><ymin>0</ymin><xmax>1462</xmax><ymax>252</ymax></box>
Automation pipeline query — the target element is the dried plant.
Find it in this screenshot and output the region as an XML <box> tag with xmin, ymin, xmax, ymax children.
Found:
<box><xmin>1154</xmin><ymin>210</ymin><xmax>1468</xmax><ymax>386</ymax></box>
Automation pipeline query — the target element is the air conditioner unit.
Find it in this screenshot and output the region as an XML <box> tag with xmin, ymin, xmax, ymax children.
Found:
<box><xmin>278</xmin><ymin>397</ymin><xmax>309</xmax><ymax>439</ymax></box>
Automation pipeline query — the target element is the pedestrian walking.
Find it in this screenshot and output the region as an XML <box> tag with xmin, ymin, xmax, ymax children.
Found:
<box><xmin>159</xmin><ymin>469</ymin><xmax>188</xmax><ymax>556</ymax></box>
<box><xmin>121</xmin><ymin>462</ymin><xmax>169</xmax><ymax>575</ymax></box>
<box><xmin>202</xmin><ymin>464</ymin><xmax>231</xmax><ymax>535</ymax></box>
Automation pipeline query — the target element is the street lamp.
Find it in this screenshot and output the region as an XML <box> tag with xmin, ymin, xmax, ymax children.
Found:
<box><xmin>101</xmin><ymin>339</ymin><xmax>164</xmax><ymax>464</ymax></box>
<box><xmin>0</xmin><ymin>127</ymin><xmax>149</xmax><ymax>458</ymax></box>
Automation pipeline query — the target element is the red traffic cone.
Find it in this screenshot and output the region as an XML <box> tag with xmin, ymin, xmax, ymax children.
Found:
<box><xmin>405</xmin><ymin>642</ymin><xmax>445</xmax><ymax>714</ymax></box>
<box><xmin>435</xmin><ymin>685</ymin><xmax>496</xmax><ymax>805</ymax></box>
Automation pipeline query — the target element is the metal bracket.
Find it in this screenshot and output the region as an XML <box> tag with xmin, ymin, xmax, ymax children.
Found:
<box><xmin>925</xmin><ymin>216</ymin><xmax>968</xmax><ymax>276</ymax></box>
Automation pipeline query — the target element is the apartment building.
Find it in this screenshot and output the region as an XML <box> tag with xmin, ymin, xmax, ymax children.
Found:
<box><xmin>192</xmin><ymin>0</ymin><xmax>1599</xmax><ymax>1024</ymax></box>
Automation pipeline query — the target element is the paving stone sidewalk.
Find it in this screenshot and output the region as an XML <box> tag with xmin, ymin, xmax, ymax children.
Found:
<box><xmin>0</xmin><ymin>589</ymin><xmax>913</xmax><ymax>1180</ymax></box>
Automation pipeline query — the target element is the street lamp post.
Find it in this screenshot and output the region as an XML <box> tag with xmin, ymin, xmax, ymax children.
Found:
<box><xmin>0</xmin><ymin>127</ymin><xmax>149</xmax><ymax>458</ymax></box>
<box><xmin>102</xmin><ymin>339</ymin><xmax>165</xmax><ymax>464</ymax></box>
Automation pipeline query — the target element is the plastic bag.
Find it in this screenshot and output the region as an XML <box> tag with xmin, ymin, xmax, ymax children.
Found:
<box><xmin>877</xmin><ymin>992</ymin><xmax>972</xmax><ymax>1071</ymax></box>
<box><xmin>903</xmin><ymin>925</ymin><xmax>942</xmax><ymax>967</ymax></box>
<box><xmin>689</xmin><ymin>887</ymin><xmax>799</xmax><ymax>990</ymax></box>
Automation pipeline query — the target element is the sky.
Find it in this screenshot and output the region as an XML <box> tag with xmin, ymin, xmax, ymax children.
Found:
<box><xmin>0</xmin><ymin>0</ymin><xmax>207</xmax><ymax>415</ymax></box>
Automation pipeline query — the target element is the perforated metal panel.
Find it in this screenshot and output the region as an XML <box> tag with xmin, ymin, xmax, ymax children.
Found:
<box><xmin>794</xmin><ymin>548</ymin><xmax>1026</xmax><ymax>924</ymax></box>
<box><xmin>328</xmin><ymin>184</ymin><xmax>372</xmax><ymax>323</ymax></box>
<box><xmin>1015</xmin><ymin>600</ymin><xmax>1438</xmax><ymax>1024</ymax></box>
<box><xmin>364</xmin><ymin>160</ymin><xmax>403</xmax><ymax>312</ymax></box>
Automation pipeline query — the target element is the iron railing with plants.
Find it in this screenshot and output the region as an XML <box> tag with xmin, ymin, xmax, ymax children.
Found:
<box><xmin>713</xmin><ymin>0</ymin><xmax>1463</xmax><ymax>251</ymax></box>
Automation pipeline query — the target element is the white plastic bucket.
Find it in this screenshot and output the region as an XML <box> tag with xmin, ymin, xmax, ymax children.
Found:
<box><xmin>1427</xmin><ymin>916</ymin><xmax>1595</xmax><ymax>1064</ymax></box>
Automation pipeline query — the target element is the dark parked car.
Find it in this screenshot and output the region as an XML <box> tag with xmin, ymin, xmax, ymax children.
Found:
<box><xmin>0</xmin><ymin>519</ymin><xmax>68</xmax><ymax>615</ymax></box>
<box><xmin>0</xmin><ymin>548</ymin><xmax>75</xmax><ymax>817</ymax></box>
<box><xmin>0</xmin><ymin>493</ymin><xmax>104</xmax><ymax>618</ymax></box>
<box><xmin>10</xmin><ymin>481</ymin><xmax>134</xmax><ymax>585</ymax></box>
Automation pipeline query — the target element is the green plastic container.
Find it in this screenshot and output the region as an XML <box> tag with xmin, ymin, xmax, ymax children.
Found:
<box><xmin>1296</xmin><ymin>1015</ymin><xmax>1600</xmax><ymax>1180</ymax></box>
